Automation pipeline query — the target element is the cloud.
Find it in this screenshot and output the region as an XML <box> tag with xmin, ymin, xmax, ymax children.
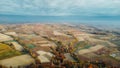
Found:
<box><xmin>0</xmin><ymin>0</ymin><xmax>120</xmax><ymax>16</ymax></box>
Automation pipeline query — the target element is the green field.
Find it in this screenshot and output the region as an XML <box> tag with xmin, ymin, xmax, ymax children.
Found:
<box><xmin>0</xmin><ymin>43</ymin><xmax>21</xmax><ymax>60</ymax></box>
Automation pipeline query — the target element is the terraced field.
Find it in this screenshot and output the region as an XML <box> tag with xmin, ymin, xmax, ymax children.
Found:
<box><xmin>0</xmin><ymin>43</ymin><xmax>21</xmax><ymax>60</ymax></box>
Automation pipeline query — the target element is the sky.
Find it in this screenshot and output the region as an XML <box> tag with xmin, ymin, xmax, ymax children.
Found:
<box><xmin>0</xmin><ymin>0</ymin><xmax>120</xmax><ymax>16</ymax></box>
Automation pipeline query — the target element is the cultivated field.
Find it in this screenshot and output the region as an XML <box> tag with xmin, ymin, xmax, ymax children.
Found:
<box><xmin>0</xmin><ymin>43</ymin><xmax>21</xmax><ymax>60</ymax></box>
